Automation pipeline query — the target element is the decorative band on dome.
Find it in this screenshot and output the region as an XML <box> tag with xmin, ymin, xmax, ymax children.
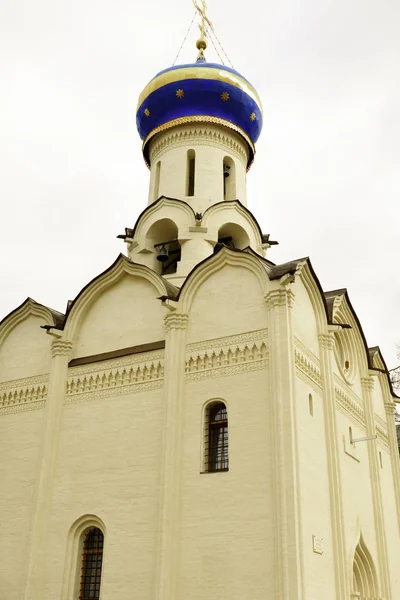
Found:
<box><xmin>137</xmin><ymin>64</ymin><xmax>263</xmax><ymax>113</ymax></box>
<box><xmin>142</xmin><ymin>115</ymin><xmax>256</xmax><ymax>171</ymax></box>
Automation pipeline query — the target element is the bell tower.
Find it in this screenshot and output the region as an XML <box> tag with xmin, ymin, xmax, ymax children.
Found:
<box><xmin>121</xmin><ymin>3</ymin><xmax>271</xmax><ymax>285</ymax></box>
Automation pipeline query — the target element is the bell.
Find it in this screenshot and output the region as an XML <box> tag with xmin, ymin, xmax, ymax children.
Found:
<box><xmin>156</xmin><ymin>245</ymin><xmax>169</xmax><ymax>263</ymax></box>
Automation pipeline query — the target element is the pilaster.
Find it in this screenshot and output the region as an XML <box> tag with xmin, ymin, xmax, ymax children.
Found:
<box><xmin>384</xmin><ymin>399</ymin><xmax>400</xmax><ymax>532</ymax></box>
<box><xmin>154</xmin><ymin>312</ymin><xmax>188</xmax><ymax>600</ymax></box>
<box><xmin>360</xmin><ymin>376</ymin><xmax>391</xmax><ymax>599</ymax></box>
<box><xmin>265</xmin><ymin>286</ymin><xmax>304</xmax><ymax>600</ymax></box>
<box><xmin>23</xmin><ymin>338</ymin><xmax>73</xmax><ymax>600</ymax></box>
<box><xmin>318</xmin><ymin>331</ymin><xmax>349</xmax><ymax>600</ymax></box>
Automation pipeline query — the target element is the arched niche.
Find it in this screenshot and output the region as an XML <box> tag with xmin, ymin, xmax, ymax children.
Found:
<box><xmin>217</xmin><ymin>222</ymin><xmax>250</xmax><ymax>250</ymax></box>
<box><xmin>351</xmin><ymin>536</ymin><xmax>380</xmax><ymax>599</ymax></box>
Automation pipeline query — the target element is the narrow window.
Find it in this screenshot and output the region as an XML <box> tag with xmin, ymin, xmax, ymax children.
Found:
<box><xmin>379</xmin><ymin>451</ymin><xmax>383</xmax><ymax>469</ymax></box>
<box><xmin>154</xmin><ymin>160</ymin><xmax>161</xmax><ymax>201</ymax></box>
<box><xmin>79</xmin><ymin>527</ymin><xmax>104</xmax><ymax>600</ymax></box>
<box><xmin>205</xmin><ymin>402</ymin><xmax>228</xmax><ymax>472</ymax></box>
<box><xmin>349</xmin><ymin>426</ymin><xmax>353</xmax><ymax>445</ymax></box>
<box><xmin>223</xmin><ymin>157</ymin><xmax>236</xmax><ymax>200</ymax></box>
<box><xmin>187</xmin><ymin>150</ymin><xmax>195</xmax><ymax>196</ymax></box>
<box><xmin>308</xmin><ymin>393</ymin><xmax>313</xmax><ymax>417</ymax></box>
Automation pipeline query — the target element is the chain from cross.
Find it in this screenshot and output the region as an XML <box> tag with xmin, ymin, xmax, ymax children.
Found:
<box><xmin>192</xmin><ymin>0</ymin><xmax>214</xmax><ymax>40</ymax></box>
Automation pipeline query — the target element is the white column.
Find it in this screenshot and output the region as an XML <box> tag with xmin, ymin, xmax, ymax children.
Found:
<box><xmin>318</xmin><ymin>332</ymin><xmax>349</xmax><ymax>600</ymax></box>
<box><xmin>154</xmin><ymin>312</ymin><xmax>188</xmax><ymax>600</ymax></box>
<box><xmin>23</xmin><ymin>338</ymin><xmax>73</xmax><ymax>600</ymax></box>
<box><xmin>265</xmin><ymin>286</ymin><xmax>304</xmax><ymax>600</ymax></box>
<box><xmin>384</xmin><ymin>399</ymin><xmax>400</xmax><ymax>532</ymax></box>
<box><xmin>361</xmin><ymin>376</ymin><xmax>391</xmax><ymax>599</ymax></box>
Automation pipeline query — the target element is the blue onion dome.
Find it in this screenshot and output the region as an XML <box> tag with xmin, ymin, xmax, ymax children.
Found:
<box><xmin>136</xmin><ymin>60</ymin><xmax>263</xmax><ymax>170</ymax></box>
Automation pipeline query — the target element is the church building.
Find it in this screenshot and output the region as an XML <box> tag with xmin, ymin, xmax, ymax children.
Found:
<box><xmin>1</xmin><ymin>7</ymin><xmax>400</xmax><ymax>600</ymax></box>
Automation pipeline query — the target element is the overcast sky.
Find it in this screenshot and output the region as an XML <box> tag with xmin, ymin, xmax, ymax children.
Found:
<box><xmin>1</xmin><ymin>0</ymin><xmax>399</xmax><ymax>368</ymax></box>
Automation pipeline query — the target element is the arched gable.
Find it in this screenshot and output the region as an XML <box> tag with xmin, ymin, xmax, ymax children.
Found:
<box><xmin>63</xmin><ymin>255</ymin><xmax>176</xmax><ymax>359</ymax></box>
<box><xmin>202</xmin><ymin>200</ymin><xmax>264</xmax><ymax>253</ymax></box>
<box><xmin>0</xmin><ymin>298</ymin><xmax>61</xmax><ymax>380</ymax></box>
<box><xmin>294</xmin><ymin>260</ymin><xmax>328</xmax><ymax>334</ymax></box>
<box><xmin>292</xmin><ymin>260</ymin><xmax>329</xmax><ymax>356</ymax></box>
<box><xmin>129</xmin><ymin>196</ymin><xmax>196</xmax><ymax>246</ymax></box>
<box><xmin>176</xmin><ymin>247</ymin><xmax>270</xmax><ymax>343</ymax></box>
<box><xmin>327</xmin><ymin>292</ymin><xmax>371</xmax><ymax>395</ymax></box>
<box><xmin>178</xmin><ymin>245</ymin><xmax>270</xmax><ymax>315</ymax></box>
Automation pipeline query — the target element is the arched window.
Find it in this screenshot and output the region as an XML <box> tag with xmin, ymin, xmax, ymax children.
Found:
<box><xmin>187</xmin><ymin>150</ymin><xmax>195</xmax><ymax>196</ymax></box>
<box><xmin>79</xmin><ymin>527</ymin><xmax>104</xmax><ymax>600</ymax></box>
<box><xmin>205</xmin><ymin>401</ymin><xmax>229</xmax><ymax>472</ymax></box>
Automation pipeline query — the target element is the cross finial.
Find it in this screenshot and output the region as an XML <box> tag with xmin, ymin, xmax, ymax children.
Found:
<box><xmin>192</xmin><ymin>0</ymin><xmax>213</xmax><ymax>60</ymax></box>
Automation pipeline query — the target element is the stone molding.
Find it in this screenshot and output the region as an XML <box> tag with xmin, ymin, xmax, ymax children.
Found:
<box><xmin>51</xmin><ymin>339</ymin><xmax>73</xmax><ymax>357</ymax></box>
<box><xmin>0</xmin><ymin>373</ymin><xmax>48</xmax><ymax>415</ymax></box>
<box><xmin>185</xmin><ymin>329</ymin><xmax>268</xmax><ymax>382</ymax></box>
<box><xmin>318</xmin><ymin>333</ymin><xmax>335</xmax><ymax>351</ymax></box>
<box><xmin>376</xmin><ymin>423</ymin><xmax>390</xmax><ymax>450</ymax></box>
<box><xmin>149</xmin><ymin>126</ymin><xmax>248</xmax><ymax>167</ymax></box>
<box><xmin>264</xmin><ymin>289</ymin><xmax>294</xmax><ymax>309</ymax></box>
<box><xmin>385</xmin><ymin>402</ymin><xmax>397</xmax><ymax>416</ymax></box>
<box><xmin>375</xmin><ymin>413</ymin><xmax>388</xmax><ymax>430</ymax></box>
<box><xmin>164</xmin><ymin>313</ymin><xmax>188</xmax><ymax>332</ymax></box>
<box><xmin>361</xmin><ymin>376</ymin><xmax>374</xmax><ymax>392</ymax></box>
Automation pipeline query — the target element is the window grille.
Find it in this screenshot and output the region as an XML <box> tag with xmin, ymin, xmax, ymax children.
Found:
<box><xmin>79</xmin><ymin>527</ymin><xmax>104</xmax><ymax>600</ymax></box>
<box><xmin>205</xmin><ymin>402</ymin><xmax>229</xmax><ymax>472</ymax></box>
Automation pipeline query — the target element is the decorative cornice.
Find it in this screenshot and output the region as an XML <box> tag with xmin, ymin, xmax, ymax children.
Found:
<box><xmin>51</xmin><ymin>339</ymin><xmax>73</xmax><ymax>358</ymax></box>
<box><xmin>150</xmin><ymin>125</ymin><xmax>248</xmax><ymax>167</ymax></box>
<box><xmin>185</xmin><ymin>329</ymin><xmax>268</xmax><ymax>382</ymax></box>
<box><xmin>186</xmin><ymin>329</ymin><xmax>267</xmax><ymax>353</ymax></box>
<box><xmin>335</xmin><ymin>385</ymin><xmax>365</xmax><ymax>428</ymax></box>
<box><xmin>264</xmin><ymin>289</ymin><xmax>294</xmax><ymax>309</ymax></box>
<box><xmin>294</xmin><ymin>347</ymin><xmax>322</xmax><ymax>395</ymax></box>
<box><xmin>68</xmin><ymin>348</ymin><xmax>164</xmax><ymax>377</ymax></box>
<box><xmin>294</xmin><ymin>337</ymin><xmax>320</xmax><ymax>366</ymax></box>
<box><xmin>361</xmin><ymin>376</ymin><xmax>374</xmax><ymax>392</ymax></box>
<box><xmin>164</xmin><ymin>313</ymin><xmax>188</xmax><ymax>332</ymax></box>
<box><xmin>318</xmin><ymin>333</ymin><xmax>335</xmax><ymax>351</ymax></box>
<box><xmin>0</xmin><ymin>373</ymin><xmax>48</xmax><ymax>415</ymax></box>
<box><xmin>66</xmin><ymin>355</ymin><xmax>164</xmax><ymax>405</ymax></box>
<box><xmin>143</xmin><ymin>115</ymin><xmax>255</xmax><ymax>170</ymax></box>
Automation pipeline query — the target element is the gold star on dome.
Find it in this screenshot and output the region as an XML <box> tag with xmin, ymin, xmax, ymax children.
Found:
<box><xmin>221</xmin><ymin>92</ymin><xmax>230</xmax><ymax>102</ymax></box>
<box><xmin>144</xmin><ymin>108</ymin><xmax>150</xmax><ymax>117</ymax></box>
<box><xmin>250</xmin><ymin>112</ymin><xmax>256</xmax><ymax>121</ymax></box>
<box><xmin>176</xmin><ymin>89</ymin><xmax>184</xmax><ymax>99</ymax></box>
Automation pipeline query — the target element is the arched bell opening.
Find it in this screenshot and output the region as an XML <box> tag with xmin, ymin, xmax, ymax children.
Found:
<box><xmin>217</xmin><ymin>222</ymin><xmax>250</xmax><ymax>250</ymax></box>
<box><xmin>145</xmin><ymin>218</ymin><xmax>181</xmax><ymax>276</ymax></box>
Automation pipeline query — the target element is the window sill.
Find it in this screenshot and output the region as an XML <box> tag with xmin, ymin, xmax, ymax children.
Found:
<box><xmin>200</xmin><ymin>469</ymin><xmax>229</xmax><ymax>474</ymax></box>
